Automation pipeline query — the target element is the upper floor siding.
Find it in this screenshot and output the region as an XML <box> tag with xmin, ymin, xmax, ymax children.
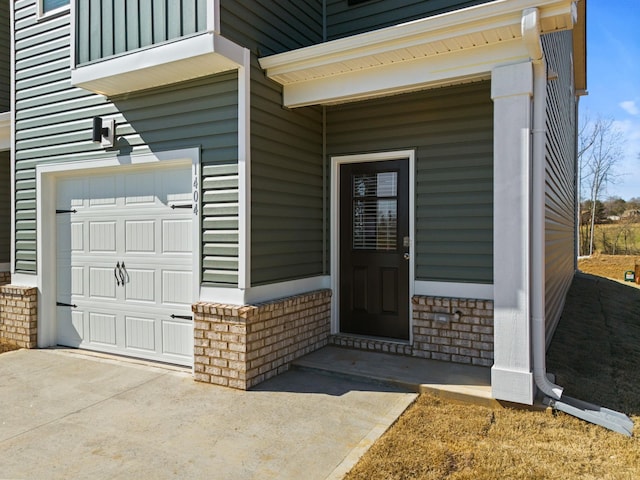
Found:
<box><xmin>325</xmin><ymin>0</ymin><xmax>493</xmax><ymax>41</ymax></box>
<box><xmin>0</xmin><ymin>0</ymin><xmax>9</xmax><ymax>112</ymax></box>
<box><xmin>76</xmin><ymin>0</ymin><xmax>208</xmax><ymax>65</ymax></box>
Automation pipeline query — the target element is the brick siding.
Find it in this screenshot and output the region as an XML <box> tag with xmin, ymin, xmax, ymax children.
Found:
<box><xmin>0</xmin><ymin>285</ymin><xmax>38</xmax><ymax>348</ymax></box>
<box><xmin>192</xmin><ymin>289</ymin><xmax>331</xmax><ymax>389</ymax></box>
<box><xmin>330</xmin><ymin>295</ymin><xmax>494</xmax><ymax>367</ymax></box>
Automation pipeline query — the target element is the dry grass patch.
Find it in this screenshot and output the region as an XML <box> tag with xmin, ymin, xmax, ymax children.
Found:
<box><xmin>347</xmin><ymin>265</ymin><xmax>640</xmax><ymax>480</ymax></box>
<box><xmin>578</xmin><ymin>254</ymin><xmax>640</xmax><ymax>287</ymax></box>
<box><xmin>345</xmin><ymin>394</ymin><xmax>640</xmax><ymax>480</ymax></box>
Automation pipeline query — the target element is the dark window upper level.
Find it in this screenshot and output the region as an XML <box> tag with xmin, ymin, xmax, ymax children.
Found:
<box><xmin>0</xmin><ymin>0</ymin><xmax>9</xmax><ymax>112</ymax></box>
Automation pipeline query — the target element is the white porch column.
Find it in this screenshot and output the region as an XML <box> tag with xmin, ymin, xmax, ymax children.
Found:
<box><xmin>490</xmin><ymin>61</ymin><xmax>535</xmax><ymax>404</ymax></box>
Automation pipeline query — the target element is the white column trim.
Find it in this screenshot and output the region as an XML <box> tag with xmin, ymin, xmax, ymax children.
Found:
<box><xmin>237</xmin><ymin>49</ymin><xmax>251</xmax><ymax>290</ymax></box>
<box><xmin>414</xmin><ymin>281</ymin><xmax>493</xmax><ymax>300</ymax></box>
<box><xmin>490</xmin><ymin>61</ymin><xmax>536</xmax><ymax>404</ymax></box>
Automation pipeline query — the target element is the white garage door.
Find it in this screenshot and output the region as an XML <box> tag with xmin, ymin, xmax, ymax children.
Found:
<box><xmin>55</xmin><ymin>164</ymin><xmax>194</xmax><ymax>366</ymax></box>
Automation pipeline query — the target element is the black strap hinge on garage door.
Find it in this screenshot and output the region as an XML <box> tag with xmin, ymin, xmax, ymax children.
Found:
<box><xmin>56</xmin><ymin>209</ymin><xmax>77</xmax><ymax>214</ymax></box>
<box><xmin>170</xmin><ymin>314</ymin><xmax>193</xmax><ymax>320</ymax></box>
<box><xmin>56</xmin><ymin>301</ymin><xmax>77</xmax><ymax>308</ymax></box>
<box><xmin>170</xmin><ymin>204</ymin><xmax>192</xmax><ymax>210</ymax></box>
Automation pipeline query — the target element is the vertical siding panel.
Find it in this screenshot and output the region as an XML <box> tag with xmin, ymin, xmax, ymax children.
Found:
<box><xmin>113</xmin><ymin>0</ymin><xmax>127</xmax><ymax>54</ymax></box>
<box><xmin>182</xmin><ymin>0</ymin><xmax>197</xmax><ymax>35</ymax></box>
<box><xmin>327</xmin><ymin>82</ymin><xmax>493</xmax><ymax>284</ymax></box>
<box><xmin>89</xmin><ymin>0</ymin><xmax>102</xmax><ymax>60</ymax></box>
<box><xmin>542</xmin><ymin>31</ymin><xmax>577</xmax><ymax>340</ymax></box>
<box><xmin>125</xmin><ymin>0</ymin><xmax>140</xmax><ymax>51</ymax></box>
<box><xmin>167</xmin><ymin>0</ymin><xmax>182</xmax><ymax>39</ymax></box>
<box><xmin>76</xmin><ymin>1</ymin><xmax>89</xmax><ymax>63</ymax></box>
<box><xmin>138</xmin><ymin>0</ymin><xmax>154</xmax><ymax>48</ymax></box>
<box><xmin>153</xmin><ymin>0</ymin><xmax>167</xmax><ymax>43</ymax></box>
<box><xmin>100</xmin><ymin>0</ymin><xmax>114</xmax><ymax>58</ymax></box>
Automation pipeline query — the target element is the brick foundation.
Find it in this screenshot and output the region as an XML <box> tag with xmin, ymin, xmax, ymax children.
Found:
<box><xmin>330</xmin><ymin>295</ymin><xmax>494</xmax><ymax>367</ymax></box>
<box><xmin>0</xmin><ymin>285</ymin><xmax>38</xmax><ymax>348</ymax></box>
<box><xmin>192</xmin><ymin>289</ymin><xmax>332</xmax><ymax>389</ymax></box>
<box><xmin>412</xmin><ymin>296</ymin><xmax>494</xmax><ymax>366</ymax></box>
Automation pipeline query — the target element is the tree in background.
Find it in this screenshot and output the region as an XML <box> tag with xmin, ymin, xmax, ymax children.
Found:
<box><xmin>578</xmin><ymin>115</ymin><xmax>625</xmax><ymax>256</ymax></box>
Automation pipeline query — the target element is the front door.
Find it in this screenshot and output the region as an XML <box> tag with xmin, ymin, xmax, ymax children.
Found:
<box><xmin>339</xmin><ymin>159</ymin><xmax>409</xmax><ymax>340</ymax></box>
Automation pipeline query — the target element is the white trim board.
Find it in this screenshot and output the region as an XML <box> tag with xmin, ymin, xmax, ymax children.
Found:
<box><xmin>330</xmin><ymin>150</ymin><xmax>416</xmax><ymax>341</ymax></box>
<box><xmin>35</xmin><ymin>148</ymin><xmax>201</xmax><ymax>348</ymax></box>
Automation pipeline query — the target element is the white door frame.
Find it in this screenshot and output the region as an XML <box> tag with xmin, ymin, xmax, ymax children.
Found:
<box><xmin>36</xmin><ymin>148</ymin><xmax>201</xmax><ymax>348</ymax></box>
<box><xmin>330</xmin><ymin>150</ymin><xmax>415</xmax><ymax>343</ymax></box>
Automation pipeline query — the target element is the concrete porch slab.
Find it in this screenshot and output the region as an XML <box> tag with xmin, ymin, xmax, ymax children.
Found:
<box><xmin>292</xmin><ymin>346</ymin><xmax>497</xmax><ymax>407</ymax></box>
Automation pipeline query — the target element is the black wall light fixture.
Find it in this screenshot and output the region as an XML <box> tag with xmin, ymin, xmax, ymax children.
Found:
<box><xmin>92</xmin><ymin>116</ymin><xmax>116</xmax><ymax>147</ymax></box>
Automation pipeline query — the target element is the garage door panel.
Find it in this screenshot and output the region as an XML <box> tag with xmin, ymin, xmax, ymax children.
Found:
<box><xmin>89</xmin><ymin>266</ymin><xmax>118</xmax><ymax>300</ymax></box>
<box><xmin>162</xmin><ymin>270</ymin><xmax>192</xmax><ymax>305</ymax></box>
<box><xmin>125</xmin><ymin>316</ymin><xmax>156</xmax><ymax>352</ymax></box>
<box><xmin>163</xmin><ymin>168</ymin><xmax>192</xmax><ymax>204</ymax></box>
<box><xmin>88</xmin><ymin>312</ymin><xmax>117</xmax><ymax>345</ymax></box>
<box><xmin>125</xmin><ymin>269</ymin><xmax>156</xmax><ymax>303</ymax></box>
<box><xmin>89</xmin><ymin>221</ymin><xmax>117</xmax><ymax>252</ymax></box>
<box><xmin>162</xmin><ymin>219</ymin><xmax>191</xmax><ymax>253</ymax></box>
<box><xmin>162</xmin><ymin>320</ymin><xmax>193</xmax><ymax>357</ymax></box>
<box><xmin>125</xmin><ymin>220</ymin><xmax>156</xmax><ymax>253</ymax></box>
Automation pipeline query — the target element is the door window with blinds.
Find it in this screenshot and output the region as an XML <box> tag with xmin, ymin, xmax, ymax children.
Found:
<box><xmin>352</xmin><ymin>171</ymin><xmax>398</xmax><ymax>251</ymax></box>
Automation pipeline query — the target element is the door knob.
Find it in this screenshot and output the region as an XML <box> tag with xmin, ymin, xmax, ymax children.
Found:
<box><xmin>403</xmin><ymin>253</ymin><xmax>410</xmax><ymax>260</ymax></box>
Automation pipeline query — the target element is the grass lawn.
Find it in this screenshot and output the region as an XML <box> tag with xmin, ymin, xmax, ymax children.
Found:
<box><xmin>345</xmin><ymin>266</ymin><xmax>640</xmax><ymax>479</ymax></box>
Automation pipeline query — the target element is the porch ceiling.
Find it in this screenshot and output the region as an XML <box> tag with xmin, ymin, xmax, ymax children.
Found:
<box><xmin>259</xmin><ymin>0</ymin><xmax>578</xmax><ymax>107</ymax></box>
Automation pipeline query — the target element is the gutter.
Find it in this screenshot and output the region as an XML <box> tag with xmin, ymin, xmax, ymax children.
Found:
<box><xmin>521</xmin><ymin>7</ymin><xmax>634</xmax><ymax>436</ymax></box>
<box><xmin>522</xmin><ymin>7</ymin><xmax>564</xmax><ymax>401</ymax></box>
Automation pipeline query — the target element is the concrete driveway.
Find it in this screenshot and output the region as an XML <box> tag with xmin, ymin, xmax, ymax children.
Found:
<box><xmin>0</xmin><ymin>349</ymin><xmax>416</xmax><ymax>480</ymax></box>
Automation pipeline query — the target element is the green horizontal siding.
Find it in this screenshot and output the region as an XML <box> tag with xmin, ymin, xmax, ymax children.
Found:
<box><xmin>13</xmin><ymin>1</ymin><xmax>239</xmax><ymax>285</ymax></box>
<box><xmin>543</xmin><ymin>31</ymin><xmax>577</xmax><ymax>339</ymax></box>
<box><xmin>327</xmin><ymin>82</ymin><xmax>494</xmax><ymax>284</ymax></box>
<box><xmin>250</xmin><ymin>59</ymin><xmax>324</xmax><ymax>285</ymax></box>
<box><xmin>326</xmin><ymin>0</ymin><xmax>493</xmax><ymax>41</ymax></box>
<box><xmin>221</xmin><ymin>0</ymin><xmax>322</xmax><ymax>55</ymax></box>
<box><xmin>76</xmin><ymin>0</ymin><xmax>207</xmax><ymax>65</ymax></box>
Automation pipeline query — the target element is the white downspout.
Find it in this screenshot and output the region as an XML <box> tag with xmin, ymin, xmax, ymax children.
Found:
<box><xmin>522</xmin><ymin>8</ymin><xmax>563</xmax><ymax>400</ymax></box>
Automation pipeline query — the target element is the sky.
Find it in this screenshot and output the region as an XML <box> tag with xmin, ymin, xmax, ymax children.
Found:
<box><xmin>579</xmin><ymin>0</ymin><xmax>640</xmax><ymax>201</ymax></box>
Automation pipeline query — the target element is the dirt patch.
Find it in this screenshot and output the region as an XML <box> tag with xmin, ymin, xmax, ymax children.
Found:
<box><xmin>578</xmin><ymin>253</ymin><xmax>640</xmax><ymax>286</ymax></box>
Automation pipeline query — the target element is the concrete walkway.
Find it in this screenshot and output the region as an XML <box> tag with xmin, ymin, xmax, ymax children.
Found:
<box><xmin>0</xmin><ymin>348</ymin><xmax>416</xmax><ymax>480</ymax></box>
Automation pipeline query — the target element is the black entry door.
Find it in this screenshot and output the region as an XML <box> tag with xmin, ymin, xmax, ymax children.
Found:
<box><xmin>339</xmin><ymin>159</ymin><xmax>409</xmax><ymax>340</ymax></box>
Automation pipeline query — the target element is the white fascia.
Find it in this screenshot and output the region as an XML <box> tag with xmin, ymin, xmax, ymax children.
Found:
<box><xmin>71</xmin><ymin>33</ymin><xmax>245</xmax><ymax>97</ymax></box>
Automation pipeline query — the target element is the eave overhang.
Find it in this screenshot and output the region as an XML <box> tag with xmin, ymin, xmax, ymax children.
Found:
<box><xmin>0</xmin><ymin>112</ymin><xmax>11</xmax><ymax>151</ymax></box>
<box><xmin>259</xmin><ymin>0</ymin><xmax>578</xmax><ymax>107</ymax></box>
<box><xmin>71</xmin><ymin>32</ymin><xmax>245</xmax><ymax>97</ymax></box>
